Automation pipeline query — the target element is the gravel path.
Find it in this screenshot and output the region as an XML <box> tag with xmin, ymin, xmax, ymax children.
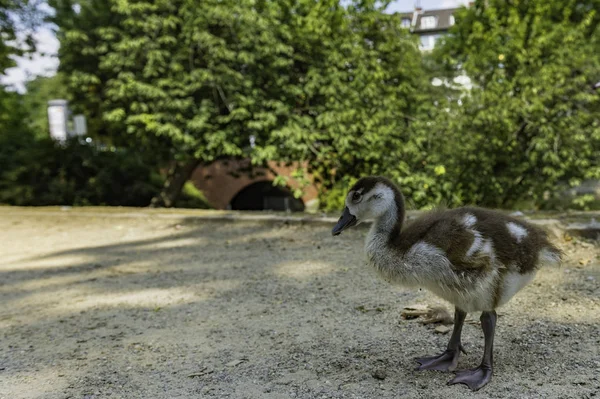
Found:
<box><xmin>0</xmin><ymin>209</ymin><xmax>598</xmax><ymax>399</ymax></box>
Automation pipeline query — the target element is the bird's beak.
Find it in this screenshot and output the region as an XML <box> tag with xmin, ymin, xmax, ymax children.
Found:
<box><xmin>332</xmin><ymin>207</ymin><xmax>357</xmax><ymax>236</ymax></box>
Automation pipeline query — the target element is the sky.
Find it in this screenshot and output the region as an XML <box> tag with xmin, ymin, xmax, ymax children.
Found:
<box><xmin>1</xmin><ymin>0</ymin><xmax>470</xmax><ymax>92</ymax></box>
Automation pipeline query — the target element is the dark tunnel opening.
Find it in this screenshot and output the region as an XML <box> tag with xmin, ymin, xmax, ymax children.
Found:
<box><xmin>229</xmin><ymin>181</ymin><xmax>305</xmax><ymax>212</ymax></box>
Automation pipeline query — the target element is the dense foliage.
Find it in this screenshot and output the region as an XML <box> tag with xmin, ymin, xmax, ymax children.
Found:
<box><xmin>0</xmin><ymin>90</ymin><xmax>156</xmax><ymax>206</ymax></box>
<box><xmin>0</xmin><ymin>81</ymin><xmax>206</xmax><ymax>207</ymax></box>
<box><xmin>0</xmin><ymin>135</ymin><xmax>161</xmax><ymax>206</ymax></box>
<box><xmin>50</xmin><ymin>0</ymin><xmax>442</xmax><ymax>207</ymax></box>
<box><xmin>253</xmin><ymin>2</ymin><xmax>442</xmax><ymax>210</ymax></box>
<box><xmin>2</xmin><ymin>0</ymin><xmax>599</xmax><ymax>210</ymax></box>
<box><xmin>430</xmin><ymin>0</ymin><xmax>600</xmax><ymax>209</ymax></box>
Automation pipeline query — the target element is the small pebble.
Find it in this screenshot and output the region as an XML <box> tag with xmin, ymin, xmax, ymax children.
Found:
<box><xmin>372</xmin><ymin>368</ymin><xmax>387</xmax><ymax>380</ymax></box>
<box><xmin>434</xmin><ymin>325</ymin><xmax>451</xmax><ymax>334</ymax></box>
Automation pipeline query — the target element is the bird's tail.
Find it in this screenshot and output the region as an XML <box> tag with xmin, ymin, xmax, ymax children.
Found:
<box><xmin>538</xmin><ymin>246</ymin><xmax>562</xmax><ymax>267</ymax></box>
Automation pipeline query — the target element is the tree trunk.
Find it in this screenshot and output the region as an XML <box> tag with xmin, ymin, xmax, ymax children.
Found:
<box><xmin>150</xmin><ymin>159</ymin><xmax>201</xmax><ymax>208</ymax></box>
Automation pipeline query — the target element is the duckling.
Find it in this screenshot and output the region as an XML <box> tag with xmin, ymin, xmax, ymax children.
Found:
<box><xmin>332</xmin><ymin>176</ymin><xmax>561</xmax><ymax>391</ymax></box>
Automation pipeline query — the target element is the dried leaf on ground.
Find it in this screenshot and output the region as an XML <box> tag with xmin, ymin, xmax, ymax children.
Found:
<box><xmin>401</xmin><ymin>305</ymin><xmax>453</xmax><ymax>325</ymax></box>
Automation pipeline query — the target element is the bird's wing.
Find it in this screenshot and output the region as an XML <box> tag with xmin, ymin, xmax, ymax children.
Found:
<box><xmin>421</xmin><ymin>216</ymin><xmax>493</xmax><ymax>271</ymax></box>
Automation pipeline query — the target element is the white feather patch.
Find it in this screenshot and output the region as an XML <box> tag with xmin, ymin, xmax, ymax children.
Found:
<box><xmin>465</xmin><ymin>230</ymin><xmax>483</xmax><ymax>257</ymax></box>
<box><xmin>480</xmin><ymin>238</ymin><xmax>495</xmax><ymax>262</ymax></box>
<box><xmin>406</xmin><ymin>241</ymin><xmax>447</xmax><ymax>260</ymax></box>
<box><xmin>507</xmin><ymin>222</ymin><xmax>528</xmax><ymax>243</ymax></box>
<box><xmin>462</xmin><ymin>213</ymin><xmax>477</xmax><ymax>229</ymax></box>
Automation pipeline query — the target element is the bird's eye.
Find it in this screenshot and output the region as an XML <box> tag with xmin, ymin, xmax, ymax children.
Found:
<box><xmin>352</xmin><ymin>192</ymin><xmax>362</xmax><ymax>203</ymax></box>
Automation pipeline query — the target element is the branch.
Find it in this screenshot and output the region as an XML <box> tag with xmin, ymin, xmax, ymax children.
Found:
<box><xmin>216</xmin><ymin>85</ymin><xmax>232</xmax><ymax>113</ymax></box>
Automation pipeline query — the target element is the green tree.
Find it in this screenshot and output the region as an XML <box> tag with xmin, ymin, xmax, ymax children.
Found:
<box><xmin>49</xmin><ymin>0</ymin><xmax>125</xmax><ymax>143</ymax></box>
<box><xmin>433</xmin><ymin>0</ymin><xmax>600</xmax><ymax>208</ymax></box>
<box><xmin>53</xmin><ymin>0</ymin><xmax>289</xmax><ymax>206</ymax></box>
<box><xmin>54</xmin><ymin>0</ymin><xmax>433</xmax><ymax>208</ymax></box>
<box><xmin>254</xmin><ymin>1</ymin><xmax>439</xmax><ymax>210</ymax></box>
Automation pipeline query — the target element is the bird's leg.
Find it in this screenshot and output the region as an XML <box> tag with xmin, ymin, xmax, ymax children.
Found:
<box><xmin>416</xmin><ymin>307</ymin><xmax>467</xmax><ymax>372</ymax></box>
<box><xmin>448</xmin><ymin>310</ymin><xmax>496</xmax><ymax>391</ymax></box>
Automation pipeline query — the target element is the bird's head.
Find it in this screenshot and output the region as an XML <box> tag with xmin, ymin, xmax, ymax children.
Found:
<box><xmin>332</xmin><ymin>176</ymin><xmax>402</xmax><ymax>236</ymax></box>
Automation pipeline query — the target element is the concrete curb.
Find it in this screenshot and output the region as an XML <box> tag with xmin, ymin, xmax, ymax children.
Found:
<box><xmin>1</xmin><ymin>207</ymin><xmax>340</xmax><ymax>226</ymax></box>
<box><xmin>1</xmin><ymin>207</ymin><xmax>599</xmax><ymax>239</ymax></box>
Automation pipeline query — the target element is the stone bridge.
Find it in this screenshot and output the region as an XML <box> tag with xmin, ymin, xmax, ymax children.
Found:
<box><xmin>190</xmin><ymin>160</ymin><xmax>318</xmax><ymax>212</ymax></box>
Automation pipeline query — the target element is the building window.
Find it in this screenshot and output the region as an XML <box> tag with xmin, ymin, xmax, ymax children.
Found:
<box><xmin>419</xmin><ymin>35</ymin><xmax>435</xmax><ymax>50</ymax></box>
<box><xmin>420</xmin><ymin>16</ymin><xmax>437</xmax><ymax>29</ymax></box>
<box><xmin>401</xmin><ymin>18</ymin><xmax>411</xmax><ymax>28</ymax></box>
<box><xmin>449</xmin><ymin>14</ymin><xmax>455</xmax><ymax>26</ymax></box>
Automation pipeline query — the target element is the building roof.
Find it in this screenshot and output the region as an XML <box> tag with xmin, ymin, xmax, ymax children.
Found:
<box><xmin>396</xmin><ymin>7</ymin><xmax>462</xmax><ymax>34</ymax></box>
<box><xmin>413</xmin><ymin>8</ymin><xmax>460</xmax><ymax>33</ymax></box>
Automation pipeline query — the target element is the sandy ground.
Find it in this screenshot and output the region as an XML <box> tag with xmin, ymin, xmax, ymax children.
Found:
<box><xmin>0</xmin><ymin>209</ymin><xmax>599</xmax><ymax>399</ymax></box>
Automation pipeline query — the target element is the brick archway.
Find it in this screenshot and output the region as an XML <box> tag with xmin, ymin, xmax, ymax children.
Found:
<box><xmin>190</xmin><ymin>159</ymin><xmax>318</xmax><ymax>211</ymax></box>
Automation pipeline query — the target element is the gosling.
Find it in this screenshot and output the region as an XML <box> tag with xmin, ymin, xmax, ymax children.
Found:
<box><xmin>332</xmin><ymin>176</ymin><xmax>561</xmax><ymax>391</ymax></box>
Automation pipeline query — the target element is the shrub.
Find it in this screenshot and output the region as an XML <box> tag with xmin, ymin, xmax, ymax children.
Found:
<box><xmin>0</xmin><ymin>135</ymin><xmax>163</xmax><ymax>206</ymax></box>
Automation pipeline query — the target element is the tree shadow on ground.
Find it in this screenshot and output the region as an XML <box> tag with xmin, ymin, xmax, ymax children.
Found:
<box><xmin>1</xmin><ymin>216</ymin><xmax>598</xmax><ymax>399</ymax></box>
